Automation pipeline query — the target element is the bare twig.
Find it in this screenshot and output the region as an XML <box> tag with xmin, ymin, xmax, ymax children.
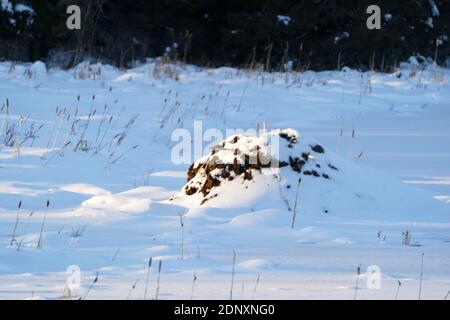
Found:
<box><xmin>126</xmin><ymin>279</ymin><xmax>139</xmax><ymax>300</ymax></box>
<box><xmin>444</xmin><ymin>289</ymin><xmax>450</xmax><ymax>300</ymax></box>
<box><xmin>37</xmin><ymin>200</ymin><xmax>50</xmax><ymax>249</ymax></box>
<box><xmin>251</xmin><ymin>273</ymin><xmax>260</xmax><ymax>300</ymax></box>
<box><xmin>155</xmin><ymin>260</ymin><xmax>162</xmax><ymax>300</ymax></box>
<box><xmin>144</xmin><ymin>257</ymin><xmax>152</xmax><ymax>300</ymax></box>
<box><xmin>230</xmin><ymin>250</ymin><xmax>236</xmax><ymax>300</ymax></box>
<box><xmin>419</xmin><ymin>253</ymin><xmax>424</xmax><ymax>300</ymax></box>
<box><xmin>291</xmin><ymin>177</ymin><xmax>302</xmax><ymax>228</ymax></box>
<box><xmin>354</xmin><ymin>264</ymin><xmax>361</xmax><ymax>300</ymax></box>
<box><xmin>394</xmin><ymin>280</ymin><xmax>402</xmax><ymax>300</ymax></box>
<box><xmin>81</xmin><ymin>272</ymin><xmax>98</xmax><ymax>300</ymax></box>
<box><xmin>10</xmin><ymin>201</ymin><xmax>22</xmax><ymax>246</ymax></box>
<box><xmin>190</xmin><ymin>272</ymin><xmax>197</xmax><ymax>300</ymax></box>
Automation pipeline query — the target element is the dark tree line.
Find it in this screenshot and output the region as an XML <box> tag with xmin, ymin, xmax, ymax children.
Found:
<box><xmin>1</xmin><ymin>0</ymin><xmax>449</xmax><ymax>70</ymax></box>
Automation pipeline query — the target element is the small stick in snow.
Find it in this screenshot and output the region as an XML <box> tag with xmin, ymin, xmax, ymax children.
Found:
<box><xmin>230</xmin><ymin>250</ymin><xmax>236</xmax><ymax>300</ymax></box>
<box><xmin>111</xmin><ymin>247</ymin><xmax>120</xmax><ymax>264</ymax></box>
<box><xmin>251</xmin><ymin>273</ymin><xmax>260</xmax><ymax>300</ymax></box>
<box><xmin>444</xmin><ymin>289</ymin><xmax>450</xmax><ymax>300</ymax></box>
<box><xmin>42</xmin><ymin>150</ymin><xmax>60</xmax><ymax>168</ymax></box>
<box><xmin>37</xmin><ymin>200</ymin><xmax>50</xmax><ymax>249</ymax></box>
<box><xmin>419</xmin><ymin>252</ymin><xmax>424</xmax><ymax>300</ymax></box>
<box><xmin>144</xmin><ymin>257</ymin><xmax>152</xmax><ymax>300</ymax></box>
<box><xmin>354</xmin><ymin>264</ymin><xmax>361</xmax><ymax>300</ymax></box>
<box><xmin>74</xmin><ymin>95</ymin><xmax>95</xmax><ymax>152</ymax></box>
<box><xmin>291</xmin><ymin>177</ymin><xmax>302</xmax><ymax>229</ymax></box>
<box><xmin>237</xmin><ymin>76</ymin><xmax>250</xmax><ymax>112</ymax></box>
<box><xmin>349</xmin><ymin>128</ymin><xmax>355</xmax><ymax>160</ymax></box>
<box><xmin>10</xmin><ymin>200</ymin><xmax>22</xmax><ymax>246</ymax></box>
<box><xmin>394</xmin><ymin>280</ymin><xmax>402</xmax><ymax>300</ymax></box>
<box><xmin>108</xmin><ymin>145</ymin><xmax>138</xmax><ymax>165</ymax></box>
<box><xmin>336</xmin><ymin>128</ymin><xmax>344</xmax><ymax>154</ymax></box>
<box><xmin>81</xmin><ymin>272</ymin><xmax>98</xmax><ymax>300</ymax></box>
<box><xmin>155</xmin><ymin>260</ymin><xmax>162</xmax><ymax>300</ymax></box>
<box><xmin>126</xmin><ymin>279</ymin><xmax>140</xmax><ymax>300</ymax></box>
<box><xmin>190</xmin><ymin>272</ymin><xmax>197</xmax><ymax>300</ymax></box>
<box><xmin>356</xmin><ymin>150</ymin><xmax>365</xmax><ymax>160</ymax></box>
<box><xmin>178</xmin><ymin>212</ymin><xmax>185</xmax><ymax>260</ymax></box>
<box><xmin>94</xmin><ymin>104</ymin><xmax>108</xmax><ymax>144</ymax></box>
<box><xmin>16</xmin><ymin>239</ymin><xmax>23</xmax><ymax>252</ymax></box>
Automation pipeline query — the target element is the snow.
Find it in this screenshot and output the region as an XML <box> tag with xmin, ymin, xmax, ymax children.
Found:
<box><xmin>14</xmin><ymin>3</ymin><xmax>34</xmax><ymax>15</ymax></box>
<box><xmin>14</xmin><ymin>3</ymin><xmax>35</xmax><ymax>26</ymax></box>
<box><xmin>437</xmin><ymin>35</ymin><xmax>448</xmax><ymax>46</ymax></box>
<box><xmin>28</xmin><ymin>61</ymin><xmax>47</xmax><ymax>79</ymax></box>
<box><xmin>0</xmin><ymin>59</ymin><xmax>449</xmax><ymax>299</ymax></box>
<box><xmin>277</xmin><ymin>15</ymin><xmax>291</xmax><ymax>26</ymax></box>
<box><xmin>428</xmin><ymin>0</ymin><xmax>440</xmax><ymax>17</ymax></box>
<box><xmin>408</xmin><ymin>56</ymin><xmax>420</xmax><ymax>67</ymax></box>
<box><xmin>0</xmin><ymin>147</ymin><xmax>57</xmax><ymax>159</ymax></box>
<box><xmin>1</xmin><ymin>0</ymin><xmax>13</xmax><ymax>14</ymax></box>
<box><xmin>1</xmin><ymin>2</ymin><xmax>35</xmax><ymax>26</ymax></box>
<box><xmin>1</xmin><ymin>1</ymin><xmax>33</xmax><ymax>14</ymax></box>
<box><xmin>334</xmin><ymin>32</ymin><xmax>350</xmax><ymax>44</ymax></box>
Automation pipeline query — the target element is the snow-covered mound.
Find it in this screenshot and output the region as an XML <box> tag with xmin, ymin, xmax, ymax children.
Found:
<box><xmin>172</xmin><ymin>129</ymin><xmax>333</xmax><ymax>203</ymax></box>
<box><xmin>171</xmin><ymin>129</ymin><xmax>449</xmax><ymax>223</ymax></box>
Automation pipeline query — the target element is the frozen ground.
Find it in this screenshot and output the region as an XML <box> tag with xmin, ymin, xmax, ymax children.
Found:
<box><xmin>0</xmin><ymin>60</ymin><xmax>449</xmax><ymax>300</ymax></box>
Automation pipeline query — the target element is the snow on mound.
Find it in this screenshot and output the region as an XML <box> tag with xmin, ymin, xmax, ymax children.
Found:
<box><xmin>171</xmin><ymin>128</ymin><xmax>334</xmax><ymax>206</ymax></box>
<box><xmin>28</xmin><ymin>61</ymin><xmax>47</xmax><ymax>80</ymax></box>
<box><xmin>171</xmin><ymin>129</ymin><xmax>450</xmax><ymax>223</ymax></box>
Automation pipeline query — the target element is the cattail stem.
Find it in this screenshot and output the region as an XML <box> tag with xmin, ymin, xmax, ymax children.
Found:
<box><xmin>354</xmin><ymin>265</ymin><xmax>361</xmax><ymax>300</ymax></box>
<box><xmin>155</xmin><ymin>260</ymin><xmax>162</xmax><ymax>300</ymax></box>
<box><xmin>10</xmin><ymin>201</ymin><xmax>22</xmax><ymax>246</ymax></box>
<box><xmin>265</xmin><ymin>43</ymin><xmax>273</xmax><ymax>72</ymax></box>
<box><xmin>82</xmin><ymin>272</ymin><xmax>98</xmax><ymax>300</ymax></box>
<box><xmin>251</xmin><ymin>273</ymin><xmax>260</xmax><ymax>300</ymax></box>
<box><xmin>37</xmin><ymin>200</ymin><xmax>50</xmax><ymax>249</ymax></box>
<box><xmin>394</xmin><ymin>280</ymin><xmax>402</xmax><ymax>300</ymax></box>
<box><xmin>109</xmin><ymin>145</ymin><xmax>139</xmax><ymax>165</ymax></box>
<box><xmin>144</xmin><ymin>257</ymin><xmax>152</xmax><ymax>300</ymax></box>
<box><xmin>349</xmin><ymin>128</ymin><xmax>355</xmax><ymax>160</ymax></box>
<box><xmin>229</xmin><ymin>250</ymin><xmax>236</xmax><ymax>300</ymax></box>
<box><xmin>419</xmin><ymin>253</ymin><xmax>424</xmax><ymax>300</ymax></box>
<box><xmin>126</xmin><ymin>279</ymin><xmax>139</xmax><ymax>300</ymax></box>
<box><xmin>190</xmin><ymin>272</ymin><xmax>197</xmax><ymax>300</ymax></box>
<box><xmin>434</xmin><ymin>38</ymin><xmax>439</xmax><ymax>65</ymax></box>
<box><xmin>336</xmin><ymin>128</ymin><xmax>343</xmax><ymax>154</ymax></box>
<box><xmin>444</xmin><ymin>289</ymin><xmax>449</xmax><ymax>300</ymax></box>
<box><xmin>179</xmin><ymin>213</ymin><xmax>185</xmax><ymax>260</ymax></box>
<box><xmin>291</xmin><ymin>177</ymin><xmax>302</xmax><ymax>228</ymax></box>
<box><xmin>74</xmin><ymin>95</ymin><xmax>95</xmax><ymax>152</ymax></box>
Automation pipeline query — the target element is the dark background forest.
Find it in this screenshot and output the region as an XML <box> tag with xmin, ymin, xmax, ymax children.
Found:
<box><xmin>1</xmin><ymin>0</ymin><xmax>449</xmax><ymax>71</ymax></box>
